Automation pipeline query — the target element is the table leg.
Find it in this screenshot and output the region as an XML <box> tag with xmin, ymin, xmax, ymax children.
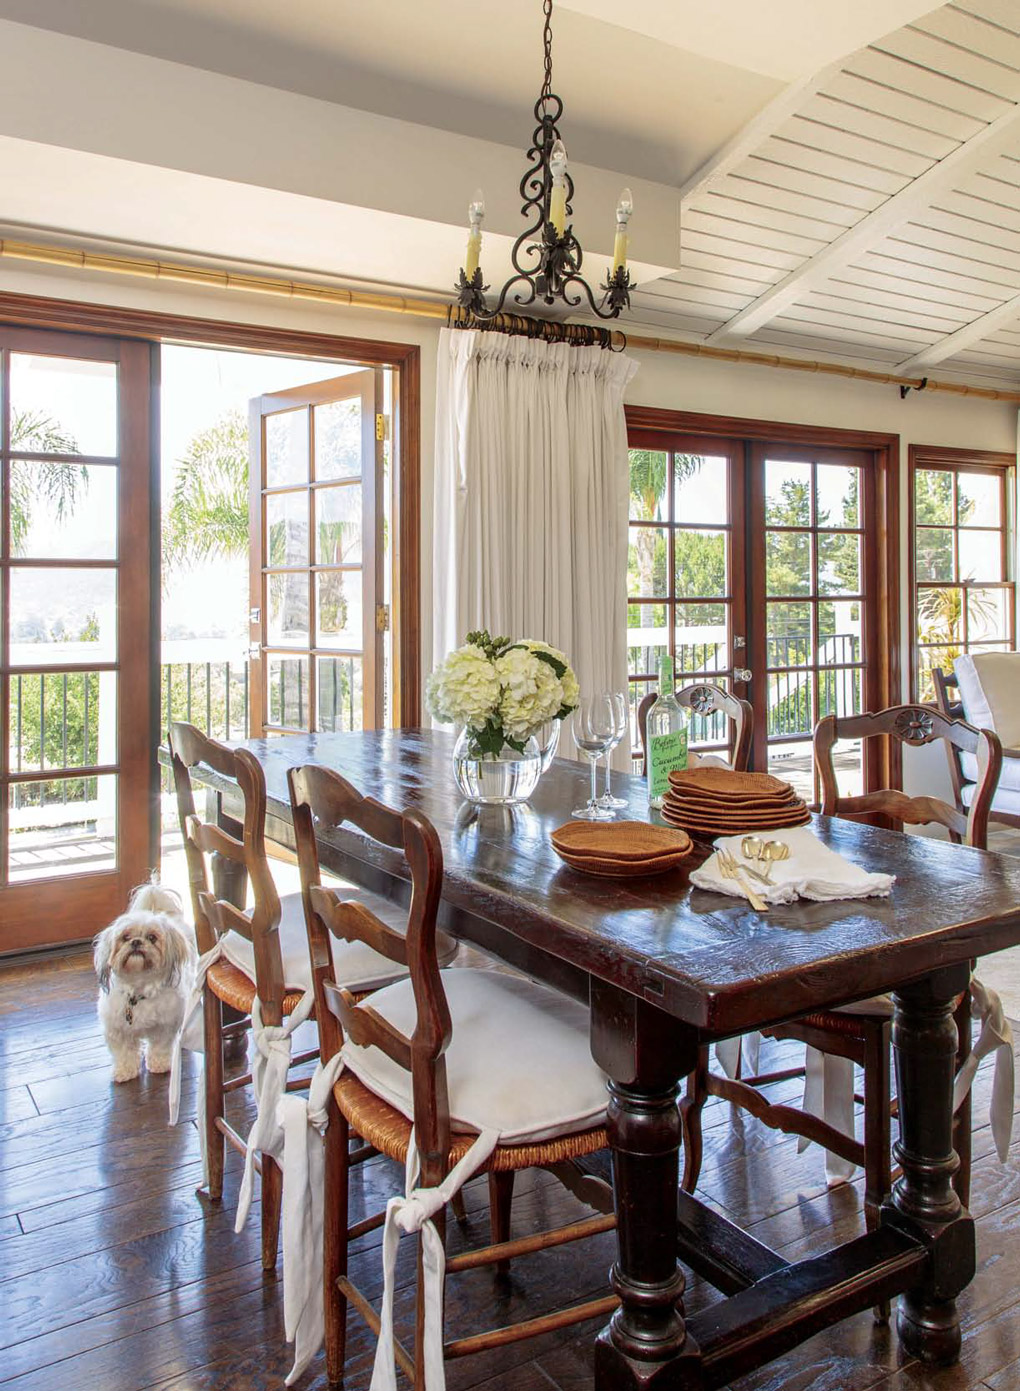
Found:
<box><xmin>590</xmin><ymin>981</ymin><xmax>700</xmax><ymax>1389</ymax></box>
<box><xmin>884</xmin><ymin>965</ymin><xmax>974</xmax><ymax>1366</ymax></box>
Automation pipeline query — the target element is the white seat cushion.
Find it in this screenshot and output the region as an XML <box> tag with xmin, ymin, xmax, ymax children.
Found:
<box><xmin>960</xmin><ymin>749</ymin><xmax>1020</xmax><ymax>795</ymax></box>
<box><xmin>221</xmin><ymin>889</ymin><xmax>410</xmax><ymax>994</ymax></box>
<box><xmin>961</xmin><ymin>779</ymin><xmax>1020</xmax><ymax>817</ymax></box>
<box><xmin>341</xmin><ymin>967</ymin><xmax>607</xmax><ymax>1144</ymax></box>
<box><xmin>955</xmin><ymin>653</ymin><xmax>1020</xmax><ymax>749</ymax></box>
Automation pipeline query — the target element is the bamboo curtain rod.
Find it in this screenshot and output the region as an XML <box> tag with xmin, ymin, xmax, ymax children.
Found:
<box><xmin>2</xmin><ymin>236</ymin><xmax>1019</xmax><ymax>404</ymax></box>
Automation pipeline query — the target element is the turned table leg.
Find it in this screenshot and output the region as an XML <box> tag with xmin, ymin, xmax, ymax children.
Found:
<box><xmin>884</xmin><ymin>965</ymin><xmax>974</xmax><ymax>1366</ymax></box>
<box><xmin>590</xmin><ymin>981</ymin><xmax>700</xmax><ymax>1390</ymax></box>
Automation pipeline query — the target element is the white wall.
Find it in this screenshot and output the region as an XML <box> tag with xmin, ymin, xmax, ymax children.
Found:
<box><xmin>1</xmin><ymin>258</ymin><xmax>1016</xmax><ymax>743</ymax></box>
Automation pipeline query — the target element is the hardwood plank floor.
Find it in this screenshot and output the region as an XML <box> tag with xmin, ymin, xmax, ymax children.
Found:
<box><xmin>0</xmin><ymin>950</ymin><xmax>1017</xmax><ymax>1391</ymax></box>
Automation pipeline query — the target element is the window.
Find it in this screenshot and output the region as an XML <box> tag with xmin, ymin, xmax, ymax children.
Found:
<box><xmin>910</xmin><ymin>447</ymin><xmax>1015</xmax><ymax>702</ymax></box>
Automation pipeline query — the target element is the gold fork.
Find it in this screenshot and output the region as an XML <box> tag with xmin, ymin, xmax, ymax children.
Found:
<box><xmin>717</xmin><ymin>849</ymin><xmax>769</xmax><ymax>911</ymax></box>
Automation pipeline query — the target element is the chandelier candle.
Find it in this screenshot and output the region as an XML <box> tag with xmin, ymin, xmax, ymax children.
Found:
<box><xmin>613</xmin><ymin>188</ymin><xmax>633</xmax><ymax>273</ymax></box>
<box><xmin>464</xmin><ymin>190</ymin><xmax>485</xmax><ymax>280</ymax></box>
<box><xmin>646</xmin><ymin>655</ymin><xmax>689</xmax><ymax>809</ymax></box>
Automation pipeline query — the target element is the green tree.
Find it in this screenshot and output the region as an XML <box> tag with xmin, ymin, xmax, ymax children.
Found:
<box><xmin>163</xmin><ymin>411</ymin><xmax>249</xmax><ymax>571</ymax></box>
<box><xmin>9</xmin><ymin>410</ymin><xmax>87</xmax><ymax>555</ymax></box>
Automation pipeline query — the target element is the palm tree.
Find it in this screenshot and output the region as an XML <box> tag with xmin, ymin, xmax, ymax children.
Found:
<box><xmin>9</xmin><ymin>409</ymin><xmax>86</xmax><ymax>554</ymax></box>
<box><xmin>163</xmin><ymin>411</ymin><xmax>249</xmax><ymax>571</ymax></box>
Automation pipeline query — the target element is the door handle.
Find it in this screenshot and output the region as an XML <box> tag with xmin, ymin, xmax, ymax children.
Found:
<box><xmin>734</xmin><ymin>667</ymin><xmax>752</xmax><ymax>683</ymax></box>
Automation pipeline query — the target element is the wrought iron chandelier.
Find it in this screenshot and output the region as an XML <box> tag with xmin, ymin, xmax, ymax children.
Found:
<box><xmin>455</xmin><ymin>0</ymin><xmax>635</xmax><ymax>321</ymax></box>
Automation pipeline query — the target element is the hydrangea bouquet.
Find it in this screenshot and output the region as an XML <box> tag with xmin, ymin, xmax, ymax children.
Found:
<box><xmin>426</xmin><ymin>629</ymin><xmax>580</xmax><ymax>759</ymax></box>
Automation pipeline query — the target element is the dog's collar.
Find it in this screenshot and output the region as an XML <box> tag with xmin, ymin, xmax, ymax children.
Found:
<box><xmin>122</xmin><ymin>980</ymin><xmax>160</xmax><ymax>1025</ymax></box>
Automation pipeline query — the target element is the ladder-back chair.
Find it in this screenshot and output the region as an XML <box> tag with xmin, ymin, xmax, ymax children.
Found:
<box><xmin>681</xmin><ymin>704</ymin><xmax>1002</xmax><ymax>1234</ymax></box>
<box><xmin>637</xmin><ymin>681</ymin><xmax>752</xmax><ymax>777</ymax></box>
<box><xmin>934</xmin><ymin>666</ymin><xmax>1020</xmax><ymax>833</ymax></box>
<box><xmin>288</xmin><ymin>762</ymin><xmax>616</xmax><ymax>1388</ymax></box>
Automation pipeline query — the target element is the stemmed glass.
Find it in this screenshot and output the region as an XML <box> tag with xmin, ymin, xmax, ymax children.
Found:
<box><xmin>597</xmin><ymin>692</ymin><xmax>629</xmax><ymax>813</ymax></box>
<box><xmin>572</xmin><ymin>694</ymin><xmax>617</xmax><ymax>821</ymax></box>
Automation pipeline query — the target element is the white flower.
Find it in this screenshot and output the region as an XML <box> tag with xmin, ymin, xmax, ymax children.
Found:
<box><xmin>495</xmin><ymin>646</ymin><xmax>564</xmax><ymax>741</ymax></box>
<box><xmin>521</xmin><ymin>640</ymin><xmax>579</xmax><ymax>713</ymax></box>
<box><xmin>426</xmin><ymin>644</ymin><xmax>500</xmax><ymax>731</ymax></box>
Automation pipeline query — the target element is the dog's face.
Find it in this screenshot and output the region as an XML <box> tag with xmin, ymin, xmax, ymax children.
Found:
<box><xmin>94</xmin><ymin>911</ymin><xmax>193</xmax><ymax>993</ymax></box>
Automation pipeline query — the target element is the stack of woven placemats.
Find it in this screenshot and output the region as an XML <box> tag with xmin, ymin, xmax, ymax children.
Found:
<box><xmin>550</xmin><ymin>820</ymin><xmax>693</xmax><ymax>878</ymax></box>
<box><xmin>661</xmin><ymin>767</ymin><xmax>810</xmax><ymax>838</ymax></box>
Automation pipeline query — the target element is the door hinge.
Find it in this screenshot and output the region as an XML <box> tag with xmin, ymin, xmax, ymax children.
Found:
<box><xmin>375</xmin><ymin>413</ymin><xmax>388</xmax><ymax>441</ymax></box>
<box><xmin>376</xmin><ymin>603</ymin><xmax>391</xmax><ymax>633</ymax></box>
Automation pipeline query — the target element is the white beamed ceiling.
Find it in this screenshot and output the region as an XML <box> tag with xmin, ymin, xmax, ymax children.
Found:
<box><xmin>2</xmin><ymin>1</ymin><xmax>1020</xmax><ymax>386</ymax></box>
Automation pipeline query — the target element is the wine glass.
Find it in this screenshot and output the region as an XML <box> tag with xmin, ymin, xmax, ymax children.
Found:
<box><xmin>597</xmin><ymin>692</ymin><xmax>629</xmax><ymax>812</ymax></box>
<box><xmin>572</xmin><ymin>694</ymin><xmax>617</xmax><ymax>821</ymax></box>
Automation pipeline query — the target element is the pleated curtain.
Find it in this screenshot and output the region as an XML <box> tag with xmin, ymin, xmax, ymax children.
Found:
<box><xmin>432</xmin><ymin>327</ymin><xmax>639</xmax><ymax>750</ymax></box>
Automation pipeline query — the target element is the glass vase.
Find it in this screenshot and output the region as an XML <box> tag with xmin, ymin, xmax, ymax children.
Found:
<box><xmin>452</xmin><ymin>728</ymin><xmax>543</xmax><ymax>806</ymax></box>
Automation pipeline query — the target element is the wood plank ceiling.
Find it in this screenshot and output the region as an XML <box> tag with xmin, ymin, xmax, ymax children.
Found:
<box><xmin>632</xmin><ymin>0</ymin><xmax>1020</xmax><ymax>388</ymax></box>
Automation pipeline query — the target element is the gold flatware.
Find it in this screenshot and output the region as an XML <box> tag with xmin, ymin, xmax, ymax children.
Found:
<box><xmin>717</xmin><ymin>849</ymin><xmax>768</xmax><ymax>911</ymax></box>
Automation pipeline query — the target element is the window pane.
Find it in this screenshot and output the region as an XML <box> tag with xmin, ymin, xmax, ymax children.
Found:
<box><xmin>819</xmin><ymin>600</ymin><xmax>862</xmax><ymax>665</ymax></box>
<box><xmin>917</xmin><ymin>586</ymin><xmax>962</xmax><ymax>645</ymax></box>
<box><xmin>628</xmin><ymin>526</ymin><xmax>668</xmax><ymax>598</ymax></box>
<box><xmin>818</xmin><ymin>532</ymin><xmax>860</xmax><ymax>595</ymax></box>
<box><xmin>968</xmin><ymin>588</ymin><xmax>1009</xmax><ymax>643</ymax></box>
<box><xmin>674</xmin><ymin>454</ymin><xmax>728</xmax><ymax>525</ymax></box>
<box><xmin>267</xmin><ymin>573</ymin><xmax>309</xmax><ymax>646</ymax></box>
<box><xmin>267</xmin><ymin>655</ymin><xmax>309</xmax><ymax>729</ymax></box>
<box><xmin>766</xmin><ymin>602</ymin><xmax>811</xmax><ymax>667</ymax></box>
<box><xmin>768</xmin><ymin>736</ymin><xmax>814</xmax><ymax>804</ymax></box>
<box><xmin>915</xmin><ymin>469</ymin><xmax>953</xmax><ymax>525</ymax></box>
<box><xmin>675</xmin><ymin>603</ymin><xmax>728</xmax><ymax>675</ymax></box>
<box><xmin>818</xmin><ymin>667</ymin><xmax>863</xmax><ymax>722</ymax></box>
<box><xmin>675</xmin><ymin>530</ymin><xmax>727</xmax><ymax>598</ymax></box>
<box><xmin>765</xmin><ymin>460</ymin><xmax>812</xmax><ymax>526</ymax></box>
<box><xmin>917</xmin><ymin>646</ymin><xmax>959</xmax><ymax>703</ymax></box>
<box><xmin>316</xmin><ymin>570</ymin><xmax>362</xmax><ymax>650</ymax></box>
<box><xmin>629</xmin><ymin>450</ymin><xmax>667</xmax><ymax>522</ymax></box>
<box><xmin>10</xmin><ymin>355</ymin><xmax>117</xmax><ymax>457</ymax></box>
<box><xmin>8</xmin><ymin>773</ymin><xmax>117</xmax><ymax>881</ymax></box>
<box><xmin>266</xmin><ymin>491</ymin><xmax>309</xmax><ymax>567</ymax></box>
<box><xmin>317</xmin><ymin>656</ymin><xmax>363</xmax><ymax>732</ymax></box>
<box><xmin>767</xmin><ymin>672</ymin><xmax>813</xmax><ymax>742</ymax></box>
<box><xmin>766</xmin><ymin>530</ymin><xmax>810</xmax><ymax>595</ymax></box>
<box><xmin>959</xmin><ymin>529</ymin><xmax>1001</xmax><ymax>582</ymax></box>
<box><xmin>314</xmin><ymin>399</ymin><xmax>363</xmax><ymax>481</ymax></box>
<box><xmin>11</xmin><ymin>462</ymin><xmax>116</xmax><ymax>559</ymax></box>
<box><xmin>265</xmin><ymin>409</ymin><xmax>308</xmax><ymax>487</ymax></box>
<box><xmin>627</xmin><ymin>603</ymin><xmax>666</xmax><ymax>679</ymax></box>
<box><xmin>816</xmin><ymin>465</ymin><xmax>860</xmax><ymax>529</ymax></box>
<box><xmin>958</xmin><ymin>472</ymin><xmax>1001</xmax><ymax>528</ymax></box>
<box><xmin>628</xmin><ymin>680</ymin><xmax>654</xmax><ymax>751</ymax></box>
<box><xmin>916</xmin><ymin>528</ymin><xmax>954</xmax><ymax>581</ymax></box>
<box><xmin>316</xmin><ymin>484</ymin><xmax>363</xmax><ymax>565</ymax></box>
<box><xmin>8</xmin><ymin>671</ymin><xmax>114</xmax><ymax>774</ymax></box>
<box><xmin>10</xmin><ymin>568</ymin><xmax>117</xmax><ymax>666</ymax></box>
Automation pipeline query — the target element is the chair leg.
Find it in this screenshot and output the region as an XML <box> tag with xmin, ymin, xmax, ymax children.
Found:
<box><xmin>488</xmin><ymin>1170</ymin><xmax>515</xmax><ymax>1279</ymax></box>
<box><xmin>450</xmin><ymin>1190</ymin><xmax>468</xmax><ymax>1224</ymax></box>
<box><xmin>324</xmin><ymin>1097</ymin><xmax>350</xmax><ymax>1389</ymax></box>
<box><xmin>261</xmin><ymin>1154</ymin><xmax>283</xmax><ymax>1272</ymax></box>
<box><xmin>952</xmin><ymin>990</ymin><xmax>972</xmax><ymax>1209</ymax></box>
<box><xmin>680</xmin><ymin>1045</ymin><xmax>710</xmax><ymax>1193</ymax></box>
<box><xmin>863</xmin><ymin>1019</ymin><xmax>892</xmax><ymax>1325</ymax></box>
<box><xmin>202</xmin><ymin>986</ymin><xmax>225</xmax><ymax>1201</ymax></box>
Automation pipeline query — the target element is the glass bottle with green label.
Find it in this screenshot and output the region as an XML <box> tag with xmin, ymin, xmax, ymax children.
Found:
<box><xmin>646</xmin><ymin>654</ymin><xmax>688</xmax><ymax>808</ymax></box>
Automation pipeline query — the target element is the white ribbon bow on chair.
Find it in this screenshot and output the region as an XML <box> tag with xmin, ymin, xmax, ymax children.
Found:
<box><xmin>235</xmin><ymin>990</ymin><xmax>315</xmax><ymax>1233</ymax></box>
<box><xmin>953</xmin><ymin>978</ymin><xmax>1015</xmax><ymax>1162</ymax></box>
<box><xmin>370</xmin><ymin>1127</ymin><xmax>499</xmax><ymax>1391</ymax></box>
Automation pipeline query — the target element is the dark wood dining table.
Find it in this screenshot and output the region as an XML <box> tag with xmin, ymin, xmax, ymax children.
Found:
<box><xmin>196</xmin><ymin>726</ymin><xmax>1020</xmax><ymax>1390</ymax></box>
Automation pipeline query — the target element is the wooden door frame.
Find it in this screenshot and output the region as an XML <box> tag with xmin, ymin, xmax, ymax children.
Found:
<box><xmin>0</xmin><ymin>326</ymin><xmax>156</xmax><ymax>950</ymax></box>
<box><xmin>625</xmin><ymin>406</ymin><xmax>901</xmax><ymax>790</ymax></box>
<box><xmin>0</xmin><ymin>290</ymin><xmax>423</xmax><ymax>725</ymax></box>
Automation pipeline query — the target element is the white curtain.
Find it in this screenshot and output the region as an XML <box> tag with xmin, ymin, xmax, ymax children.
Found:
<box><xmin>433</xmin><ymin>328</ymin><xmax>639</xmax><ymax>726</ymax></box>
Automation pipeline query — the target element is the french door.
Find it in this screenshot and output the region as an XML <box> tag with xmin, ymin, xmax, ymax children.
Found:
<box><xmin>0</xmin><ymin>328</ymin><xmax>155</xmax><ymax>950</ymax></box>
<box><xmin>249</xmin><ymin>369</ymin><xmax>385</xmax><ymax>736</ymax></box>
<box><xmin>628</xmin><ymin>429</ymin><xmax>890</xmax><ymax>804</ymax></box>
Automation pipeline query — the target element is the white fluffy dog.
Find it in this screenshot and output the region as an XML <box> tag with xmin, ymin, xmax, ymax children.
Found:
<box><xmin>94</xmin><ymin>880</ymin><xmax>196</xmax><ymax>1083</ymax></box>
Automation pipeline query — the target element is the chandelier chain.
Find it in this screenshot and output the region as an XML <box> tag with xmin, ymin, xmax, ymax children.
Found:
<box><xmin>541</xmin><ymin>0</ymin><xmax>554</xmax><ymax>103</ymax></box>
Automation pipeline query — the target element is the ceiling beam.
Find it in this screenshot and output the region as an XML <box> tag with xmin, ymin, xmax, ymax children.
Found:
<box><xmin>678</xmin><ymin>60</ymin><xmax>842</xmax><ymax>209</ymax></box>
<box><xmin>897</xmin><ymin>291</ymin><xmax>1020</xmax><ymax>372</ymax></box>
<box><xmin>704</xmin><ymin>101</ymin><xmax>1020</xmax><ymax>343</ymax></box>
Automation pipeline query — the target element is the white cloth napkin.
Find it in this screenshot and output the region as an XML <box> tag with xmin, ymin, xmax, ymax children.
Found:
<box><xmin>690</xmin><ymin>826</ymin><xmax>895</xmax><ymax>905</ymax></box>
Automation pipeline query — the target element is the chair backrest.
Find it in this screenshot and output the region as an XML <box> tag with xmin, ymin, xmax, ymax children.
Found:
<box><xmin>637</xmin><ymin>682</ymin><xmax>753</xmax><ymax>777</ymax></box>
<box><xmin>287</xmin><ymin>763</ymin><xmax>451</xmax><ymax>1182</ymax></box>
<box><xmin>168</xmin><ymin>721</ymin><xmax>286</xmax><ymax>1021</ymax></box>
<box><xmin>932</xmin><ymin>667</ymin><xmax>969</xmax><ymax>814</ymax></box>
<box><xmin>813</xmin><ymin>704</ymin><xmax>1002</xmax><ymax>848</ymax></box>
